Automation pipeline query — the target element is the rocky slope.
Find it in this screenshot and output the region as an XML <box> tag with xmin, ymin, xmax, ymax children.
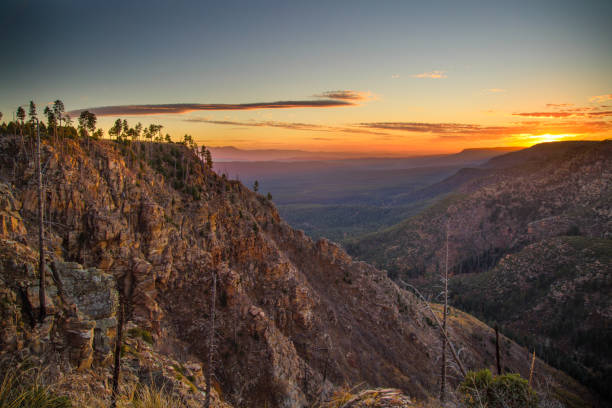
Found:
<box><xmin>0</xmin><ymin>135</ymin><xmax>597</xmax><ymax>407</ymax></box>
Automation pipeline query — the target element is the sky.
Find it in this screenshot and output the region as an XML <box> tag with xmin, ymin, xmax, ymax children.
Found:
<box><xmin>1</xmin><ymin>0</ymin><xmax>611</xmax><ymax>155</ymax></box>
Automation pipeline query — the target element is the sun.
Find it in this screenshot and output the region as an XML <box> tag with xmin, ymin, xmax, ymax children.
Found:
<box><xmin>512</xmin><ymin>133</ymin><xmax>578</xmax><ymax>146</ymax></box>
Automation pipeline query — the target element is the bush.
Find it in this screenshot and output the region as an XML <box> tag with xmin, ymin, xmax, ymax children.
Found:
<box><xmin>458</xmin><ymin>369</ymin><xmax>538</xmax><ymax>408</ymax></box>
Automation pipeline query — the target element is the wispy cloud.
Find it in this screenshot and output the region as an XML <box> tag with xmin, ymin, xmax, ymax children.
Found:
<box><xmin>357</xmin><ymin>120</ymin><xmax>612</xmax><ymax>140</ymax></box>
<box><xmin>391</xmin><ymin>74</ymin><xmax>400</xmax><ymax>79</ymax></box>
<box><xmin>513</xmin><ymin>109</ymin><xmax>612</xmax><ymax>118</ymax></box>
<box><xmin>69</xmin><ymin>99</ymin><xmax>354</xmax><ymax>117</ymax></box>
<box><xmin>184</xmin><ymin>118</ymin><xmax>388</xmax><ymax>136</ymax></box>
<box><xmin>485</xmin><ymin>88</ymin><xmax>506</xmax><ymax>93</ymax></box>
<box><xmin>314</xmin><ymin>90</ymin><xmax>371</xmax><ymax>101</ymax></box>
<box><xmin>589</xmin><ymin>94</ymin><xmax>612</xmax><ymax>102</ymax></box>
<box><xmin>546</xmin><ymin>103</ymin><xmax>574</xmax><ymax>108</ymax></box>
<box><xmin>411</xmin><ymin>70</ymin><xmax>447</xmax><ymax>79</ymax></box>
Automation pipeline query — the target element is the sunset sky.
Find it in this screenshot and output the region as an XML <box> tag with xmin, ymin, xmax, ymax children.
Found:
<box><xmin>2</xmin><ymin>0</ymin><xmax>611</xmax><ymax>155</ymax></box>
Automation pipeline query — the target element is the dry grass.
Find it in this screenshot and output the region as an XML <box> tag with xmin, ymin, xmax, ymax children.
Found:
<box><xmin>69</xmin><ymin>382</ymin><xmax>187</xmax><ymax>408</ymax></box>
<box><xmin>0</xmin><ymin>360</ymin><xmax>71</xmax><ymax>408</ymax></box>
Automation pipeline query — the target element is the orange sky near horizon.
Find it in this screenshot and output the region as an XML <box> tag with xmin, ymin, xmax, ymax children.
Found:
<box><xmin>88</xmin><ymin>93</ymin><xmax>612</xmax><ymax>155</ymax></box>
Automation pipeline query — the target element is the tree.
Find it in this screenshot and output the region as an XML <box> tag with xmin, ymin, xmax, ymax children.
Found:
<box><xmin>43</xmin><ymin>107</ymin><xmax>57</xmax><ymax>138</ymax></box>
<box><xmin>0</xmin><ymin>112</ymin><xmax>3</xmax><ymax>123</ymax></box>
<box><xmin>205</xmin><ymin>149</ymin><xmax>213</xmax><ymax>169</ymax></box>
<box><xmin>53</xmin><ymin>100</ymin><xmax>65</xmax><ymax>139</ymax></box>
<box><xmin>267</xmin><ymin>192</ymin><xmax>272</xmax><ymax>200</ymax></box>
<box><xmin>78</xmin><ymin>110</ymin><xmax>97</xmax><ymax>141</ymax></box>
<box><xmin>440</xmin><ymin>223</ymin><xmax>449</xmax><ymax>402</ymax></box>
<box><xmin>35</xmin><ymin>120</ymin><xmax>46</xmax><ymax>323</ymax></box>
<box><xmin>253</xmin><ymin>180</ymin><xmax>259</xmax><ymax>192</ymax></box>
<box><xmin>16</xmin><ymin>106</ymin><xmax>26</xmax><ymax>136</ymax></box>
<box><xmin>109</xmin><ymin>118</ymin><xmax>123</xmax><ymax>140</ymax></box>
<box><xmin>28</xmin><ymin>101</ymin><xmax>37</xmax><ymax>123</ymax></box>
<box><xmin>205</xmin><ymin>272</ymin><xmax>217</xmax><ymax>408</ymax></box>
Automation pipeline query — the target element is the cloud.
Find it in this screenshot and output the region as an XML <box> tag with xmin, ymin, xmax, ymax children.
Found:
<box><xmin>485</xmin><ymin>88</ymin><xmax>506</xmax><ymax>93</ymax></box>
<box><xmin>184</xmin><ymin>118</ymin><xmax>389</xmax><ymax>136</ymax></box>
<box><xmin>314</xmin><ymin>90</ymin><xmax>371</xmax><ymax>101</ymax></box>
<box><xmin>546</xmin><ymin>103</ymin><xmax>574</xmax><ymax>108</ymax></box>
<box><xmin>357</xmin><ymin>120</ymin><xmax>612</xmax><ymax>140</ymax></box>
<box><xmin>513</xmin><ymin>109</ymin><xmax>612</xmax><ymax>118</ymax></box>
<box><xmin>391</xmin><ymin>74</ymin><xmax>400</xmax><ymax>79</ymax></box>
<box><xmin>589</xmin><ymin>94</ymin><xmax>612</xmax><ymax>102</ymax></box>
<box><xmin>513</xmin><ymin>111</ymin><xmax>575</xmax><ymax>118</ymax></box>
<box><xmin>358</xmin><ymin>122</ymin><xmax>515</xmax><ymax>136</ymax></box>
<box><xmin>69</xmin><ymin>99</ymin><xmax>354</xmax><ymax>117</ymax></box>
<box><xmin>411</xmin><ymin>70</ymin><xmax>447</xmax><ymax>79</ymax></box>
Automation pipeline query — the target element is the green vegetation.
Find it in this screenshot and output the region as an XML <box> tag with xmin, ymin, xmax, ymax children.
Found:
<box><xmin>281</xmin><ymin>200</ymin><xmax>433</xmax><ymax>242</ymax></box>
<box><xmin>458</xmin><ymin>369</ymin><xmax>538</xmax><ymax>408</ymax></box>
<box><xmin>128</xmin><ymin>327</ymin><xmax>154</xmax><ymax>344</ymax></box>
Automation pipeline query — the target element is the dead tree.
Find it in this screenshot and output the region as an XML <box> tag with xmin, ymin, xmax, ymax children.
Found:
<box><xmin>528</xmin><ymin>350</ymin><xmax>536</xmax><ymax>386</ymax></box>
<box><xmin>36</xmin><ymin>120</ymin><xmax>46</xmax><ymax>323</ymax></box>
<box><xmin>495</xmin><ymin>325</ymin><xmax>501</xmax><ymax>375</ymax></box>
<box><xmin>400</xmin><ymin>279</ymin><xmax>467</xmax><ymax>378</ymax></box>
<box><xmin>110</xmin><ymin>299</ymin><xmax>125</xmax><ymax>408</ymax></box>
<box><xmin>111</xmin><ymin>187</ymin><xmax>129</xmax><ymax>408</ymax></box>
<box><xmin>440</xmin><ymin>222</ymin><xmax>449</xmax><ymax>402</ymax></box>
<box><xmin>205</xmin><ymin>271</ymin><xmax>217</xmax><ymax>408</ymax></box>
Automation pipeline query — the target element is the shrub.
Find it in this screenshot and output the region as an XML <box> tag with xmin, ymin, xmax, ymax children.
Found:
<box><xmin>128</xmin><ymin>327</ymin><xmax>154</xmax><ymax>344</ymax></box>
<box><xmin>458</xmin><ymin>369</ymin><xmax>538</xmax><ymax>408</ymax></box>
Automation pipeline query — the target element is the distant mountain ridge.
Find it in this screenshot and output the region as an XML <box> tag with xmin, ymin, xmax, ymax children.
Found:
<box><xmin>209</xmin><ymin>145</ymin><xmax>520</xmax><ymax>162</ymax></box>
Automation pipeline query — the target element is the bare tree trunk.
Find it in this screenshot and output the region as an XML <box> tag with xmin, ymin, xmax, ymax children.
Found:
<box><xmin>528</xmin><ymin>350</ymin><xmax>535</xmax><ymax>386</ymax></box>
<box><xmin>205</xmin><ymin>272</ymin><xmax>217</xmax><ymax>408</ymax></box>
<box><xmin>495</xmin><ymin>325</ymin><xmax>501</xmax><ymax>375</ymax></box>
<box><xmin>110</xmin><ymin>300</ymin><xmax>125</xmax><ymax>408</ymax></box>
<box><xmin>400</xmin><ymin>280</ymin><xmax>467</xmax><ymax>377</ymax></box>
<box><xmin>440</xmin><ymin>223</ymin><xmax>448</xmax><ymax>402</ymax></box>
<box><xmin>37</xmin><ymin>121</ymin><xmax>46</xmax><ymax>323</ymax></box>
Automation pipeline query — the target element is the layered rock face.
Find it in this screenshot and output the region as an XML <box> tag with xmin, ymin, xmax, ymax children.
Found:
<box><xmin>0</xmin><ymin>136</ymin><xmax>596</xmax><ymax>407</ymax></box>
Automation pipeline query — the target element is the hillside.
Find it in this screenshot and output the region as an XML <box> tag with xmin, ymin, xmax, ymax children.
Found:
<box><xmin>346</xmin><ymin>140</ymin><xmax>611</xmax><ymax>402</ymax></box>
<box><xmin>452</xmin><ymin>236</ymin><xmax>612</xmax><ymax>401</ymax></box>
<box><xmin>0</xmin><ymin>135</ymin><xmax>594</xmax><ymax>407</ymax></box>
<box><xmin>347</xmin><ymin>140</ymin><xmax>610</xmax><ymax>279</ymax></box>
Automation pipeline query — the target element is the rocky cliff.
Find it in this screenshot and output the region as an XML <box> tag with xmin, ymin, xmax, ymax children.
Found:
<box><xmin>0</xmin><ymin>135</ymin><xmax>596</xmax><ymax>407</ymax></box>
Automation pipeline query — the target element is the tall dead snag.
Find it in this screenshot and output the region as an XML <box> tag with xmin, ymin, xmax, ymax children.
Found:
<box><xmin>495</xmin><ymin>325</ymin><xmax>501</xmax><ymax>375</ymax></box>
<box><xmin>528</xmin><ymin>350</ymin><xmax>536</xmax><ymax>386</ymax></box>
<box><xmin>440</xmin><ymin>222</ymin><xmax>449</xmax><ymax>402</ymax></box>
<box><xmin>205</xmin><ymin>271</ymin><xmax>217</xmax><ymax>408</ymax></box>
<box><xmin>36</xmin><ymin>120</ymin><xmax>46</xmax><ymax>323</ymax></box>
<box><xmin>400</xmin><ymin>280</ymin><xmax>467</xmax><ymax>378</ymax></box>
<box><xmin>110</xmin><ymin>299</ymin><xmax>125</xmax><ymax>408</ymax></box>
